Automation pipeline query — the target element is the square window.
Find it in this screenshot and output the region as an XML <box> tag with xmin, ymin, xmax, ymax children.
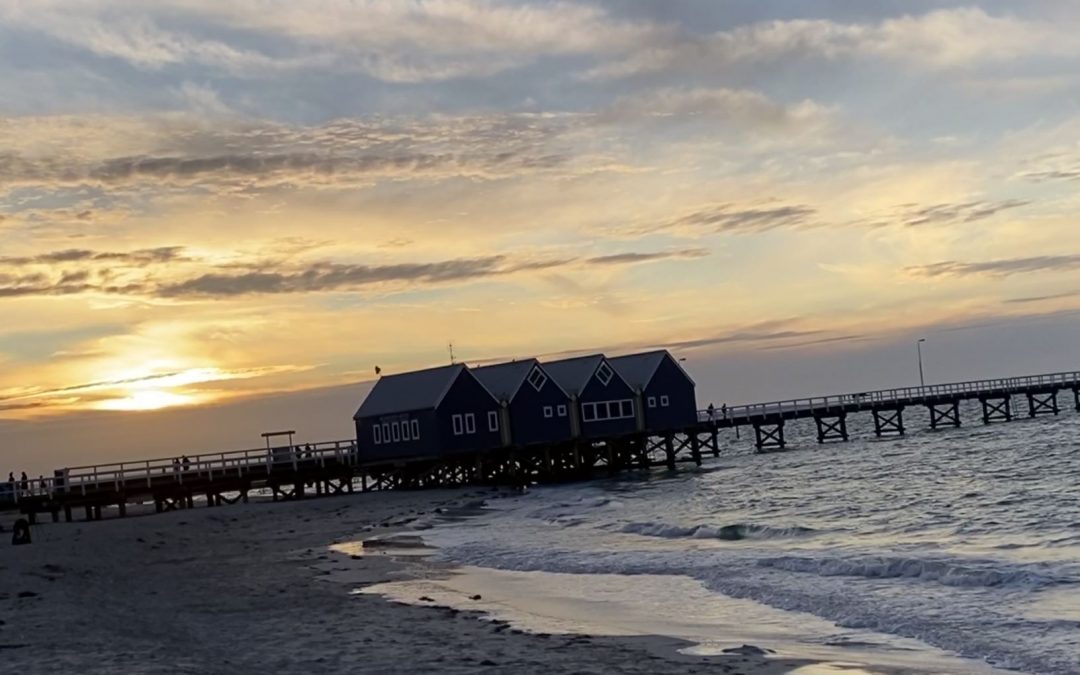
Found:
<box><xmin>660</xmin><ymin>395</ymin><xmax>670</xmax><ymax>407</ymax></box>
<box><xmin>527</xmin><ymin>367</ymin><xmax>548</xmax><ymax>392</ymax></box>
<box><xmin>621</xmin><ymin>400</ymin><xmax>634</xmax><ymax>418</ymax></box>
<box><xmin>557</xmin><ymin>404</ymin><xmax>567</xmax><ymax>417</ymax></box>
<box><xmin>452</xmin><ymin>414</ymin><xmax>464</xmax><ymax>436</ymax></box>
<box><xmin>488</xmin><ymin>410</ymin><xmax>499</xmax><ymax>432</ymax></box>
<box><xmin>596</xmin><ymin>362</ymin><xmax>614</xmax><ymax>386</ymax></box>
<box><xmin>465</xmin><ymin>413</ymin><xmax>476</xmax><ymax>434</ymax></box>
<box><xmin>391</xmin><ymin>422</ymin><xmax>401</xmax><ymax>442</ymax></box>
<box><xmin>543</xmin><ymin>405</ymin><xmax>554</xmax><ymax>418</ymax></box>
<box><xmin>411</xmin><ymin>419</ymin><xmax>420</xmax><ymax>440</ymax></box>
<box><xmin>648</xmin><ymin>396</ymin><xmax>657</xmax><ymax>408</ymax></box>
<box><xmin>373</xmin><ymin>425</ymin><xmax>382</xmax><ymax>444</ymax></box>
<box><xmin>381</xmin><ymin>423</ymin><xmax>390</xmax><ymax>442</ymax></box>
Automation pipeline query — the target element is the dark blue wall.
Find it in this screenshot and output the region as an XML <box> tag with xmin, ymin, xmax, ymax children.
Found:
<box><xmin>507</xmin><ymin>374</ymin><xmax>573</xmax><ymax>446</ymax></box>
<box><xmin>355</xmin><ymin>409</ymin><xmax>439</xmax><ymax>463</ymax></box>
<box><xmin>642</xmin><ymin>356</ymin><xmax>698</xmax><ymax>432</ymax></box>
<box><xmin>437</xmin><ymin>371</ymin><xmax>503</xmax><ymax>455</ymax></box>
<box><xmin>578</xmin><ymin>366</ymin><xmax>639</xmax><ymax>438</ymax></box>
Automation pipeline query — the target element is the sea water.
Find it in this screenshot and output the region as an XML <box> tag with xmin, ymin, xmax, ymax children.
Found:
<box><xmin>407</xmin><ymin>405</ymin><xmax>1080</xmax><ymax>674</ymax></box>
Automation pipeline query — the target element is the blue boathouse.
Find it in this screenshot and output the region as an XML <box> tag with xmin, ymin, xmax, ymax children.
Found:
<box><xmin>542</xmin><ymin>354</ymin><xmax>638</xmax><ymax>439</ymax></box>
<box><xmin>472</xmin><ymin>359</ymin><xmax>573</xmax><ymax>447</ymax></box>
<box><xmin>353</xmin><ymin>364</ymin><xmax>503</xmax><ymax>463</ymax></box>
<box><xmin>609</xmin><ymin>350</ymin><xmax>697</xmax><ymax>433</ymax></box>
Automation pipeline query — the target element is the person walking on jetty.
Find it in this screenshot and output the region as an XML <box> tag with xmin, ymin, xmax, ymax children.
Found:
<box><xmin>181</xmin><ymin>456</ymin><xmax>191</xmax><ymax>472</ymax></box>
<box><xmin>707</xmin><ymin>403</ymin><xmax>716</xmax><ymax>421</ymax></box>
<box><xmin>19</xmin><ymin>471</ymin><xmax>29</xmax><ymax>495</ymax></box>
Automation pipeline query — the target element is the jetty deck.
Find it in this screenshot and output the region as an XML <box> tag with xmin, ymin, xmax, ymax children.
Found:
<box><xmin>7</xmin><ymin>369</ymin><xmax>1080</xmax><ymax>523</ymax></box>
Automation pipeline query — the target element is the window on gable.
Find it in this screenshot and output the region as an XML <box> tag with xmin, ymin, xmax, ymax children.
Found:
<box><xmin>488</xmin><ymin>411</ymin><xmax>499</xmax><ymax>432</ymax></box>
<box><xmin>373</xmin><ymin>425</ymin><xmax>382</xmax><ymax>445</ymax></box>
<box><xmin>527</xmin><ymin>367</ymin><xmax>547</xmax><ymax>392</ymax></box>
<box><xmin>596</xmin><ymin>362</ymin><xmax>614</xmax><ymax>386</ymax></box>
<box><xmin>465</xmin><ymin>413</ymin><xmax>476</xmax><ymax>434</ymax></box>
<box><xmin>557</xmin><ymin>404</ymin><xmax>567</xmax><ymax>417</ymax></box>
<box><xmin>391</xmin><ymin>422</ymin><xmax>401</xmax><ymax>442</ymax></box>
<box><xmin>452</xmin><ymin>414</ymin><xmax>464</xmax><ymax>436</ymax></box>
<box><xmin>660</xmin><ymin>395</ymin><xmax>670</xmax><ymax>407</ymax></box>
<box><xmin>411</xmin><ymin>419</ymin><xmax>420</xmax><ymax>440</ymax></box>
<box><xmin>543</xmin><ymin>405</ymin><xmax>554</xmax><ymax>418</ymax></box>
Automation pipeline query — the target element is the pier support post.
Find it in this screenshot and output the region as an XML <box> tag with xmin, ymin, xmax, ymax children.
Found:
<box><xmin>927</xmin><ymin>401</ymin><xmax>961</xmax><ymax>430</ymax></box>
<box><xmin>753</xmin><ymin>421</ymin><xmax>786</xmax><ymax>451</ymax></box>
<box><xmin>664</xmin><ymin>435</ymin><xmax>676</xmax><ymax>470</ymax></box>
<box><xmin>690</xmin><ymin>435</ymin><xmax>702</xmax><ymax>466</ymax></box>
<box><xmin>813</xmin><ymin>413</ymin><xmax>849</xmax><ymax>444</ymax></box>
<box><xmin>63</xmin><ymin>505</ymin><xmax>72</xmax><ymax>522</ymax></box>
<box><xmin>872</xmin><ymin>407</ymin><xmax>905</xmax><ymax>437</ymax></box>
<box><xmin>1026</xmin><ymin>390</ymin><xmax>1060</xmax><ymax>418</ymax></box>
<box><xmin>710</xmin><ymin>428</ymin><xmax>720</xmax><ymax>458</ymax></box>
<box><xmin>1073</xmin><ymin>387</ymin><xmax>1080</xmax><ymax>412</ymax></box>
<box><xmin>979</xmin><ymin>396</ymin><xmax>1012</xmax><ymax>424</ymax></box>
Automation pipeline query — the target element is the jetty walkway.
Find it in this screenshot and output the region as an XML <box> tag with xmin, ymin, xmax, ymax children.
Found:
<box><xmin>5</xmin><ymin>369</ymin><xmax>1079</xmax><ymax>523</ymax></box>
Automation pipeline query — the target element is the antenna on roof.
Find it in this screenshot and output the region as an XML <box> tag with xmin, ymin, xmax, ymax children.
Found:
<box><xmin>448</xmin><ymin>341</ymin><xmax>456</xmax><ymax>365</ymax></box>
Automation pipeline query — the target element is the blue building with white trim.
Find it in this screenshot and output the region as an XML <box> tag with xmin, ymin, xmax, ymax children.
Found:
<box><xmin>472</xmin><ymin>359</ymin><xmax>573</xmax><ymax>447</ymax></box>
<box><xmin>610</xmin><ymin>350</ymin><xmax>697</xmax><ymax>433</ymax></box>
<box><xmin>353</xmin><ymin>364</ymin><xmax>503</xmax><ymax>462</ymax></box>
<box><xmin>542</xmin><ymin>354</ymin><xmax>638</xmax><ymax>439</ymax></box>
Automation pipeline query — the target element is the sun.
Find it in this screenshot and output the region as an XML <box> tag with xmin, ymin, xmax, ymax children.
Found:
<box><xmin>96</xmin><ymin>389</ymin><xmax>198</xmax><ymax>412</ymax></box>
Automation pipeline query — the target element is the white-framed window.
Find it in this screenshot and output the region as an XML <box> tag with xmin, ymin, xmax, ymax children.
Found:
<box><xmin>527</xmin><ymin>366</ymin><xmax>548</xmax><ymax>392</ymax></box>
<box><xmin>381</xmin><ymin>423</ymin><xmax>390</xmax><ymax>443</ymax></box>
<box><xmin>596</xmin><ymin>362</ymin><xmax>614</xmax><ymax>386</ymax></box>
<box><xmin>648</xmin><ymin>396</ymin><xmax>657</xmax><ymax>408</ymax></box>
<box><xmin>452</xmin><ymin>414</ymin><xmax>464</xmax><ymax>436</ymax></box>
<box><xmin>660</xmin><ymin>395</ymin><xmax>670</xmax><ymax>407</ymax></box>
<box><xmin>543</xmin><ymin>405</ymin><xmax>554</xmax><ymax>418</ymax></box>
<box><xmin>392</xmin><ymin>422</ymin><xmax>401</xmax><ymax>442</ymax></box>
<box><xmin>373</xmin><ymin>425</ymin><xmax>382</xmax><ymax>444</ymax></box>
<box><xmin>465</xmin><ymin>413</ymin><xmax>476</xmax><ymax>434</ymax></box>
<box><xmin>581</xmin><ymin>399</ymin><xmax>634</xmax><ymax>422</ymax></box>
<box><xmin>411</xmin><ymin>419</ymin><xmax>420</xmax><ymax>440</ymax></box>
<box><xmin>557</xmin><ymin>404</ymin><xmax>567</xmax><ymax>417</ymax></box>
<box><xmin>488</xmin><ymin>411</ymin><xmax>499</xmax><ymax>432</ymax></box>
<box><xmin>401</xmin><ymin>421</ymin><xmax>411</xmax><ymax>441</ymax></box>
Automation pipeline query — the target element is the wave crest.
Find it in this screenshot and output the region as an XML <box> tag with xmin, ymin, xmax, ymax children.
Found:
<box><xmin>620</xmin><ymin>521</ymin><xmax>816</xmax><ymax>541</ymax></box>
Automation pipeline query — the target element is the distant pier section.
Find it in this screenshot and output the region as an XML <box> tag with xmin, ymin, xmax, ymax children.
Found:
<box><xmin>5</xmin><ymin>365</ymin><xmax>1080</xmax><ymax>524</ymax></box>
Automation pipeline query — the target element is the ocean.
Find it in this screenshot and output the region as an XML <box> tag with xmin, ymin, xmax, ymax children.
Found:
<box><xmin>375</xmin><ymin>404</ymin><xmax>1080</xmax><ymax>673</ymax></box>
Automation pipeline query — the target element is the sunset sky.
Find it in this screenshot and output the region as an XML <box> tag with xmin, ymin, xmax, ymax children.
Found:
<box><xmin>4</xmin><ymin>1</ymin><xmax>1080</xmax><ymax>471</ymax></box>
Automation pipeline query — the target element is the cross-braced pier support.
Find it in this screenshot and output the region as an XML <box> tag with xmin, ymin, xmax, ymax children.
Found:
<box><xmin>927</xmin><ymin>400</ymin><xmax>961</xmax><ymax>429</ymax></box>
<box><xmin>1026</xmin><ymin>390</ymin><xmax>1060</xmax><ymax>417</ymax></box>
<box><xmin>1073</xmin><ymin>387</ymin><xmax>1080</xmax><ymax>412</ymax></box>
<box><xmin>980</xmin><ymin>395</ymin><xmax>1012</xmax><ymax>424</ymax></box>
<box><xmin>872</xmin><ymin>407</ymin><xmax>905</xmax><ymax>437</ymax></box>
<box><xmin>753</xmin><ymin>421</ymin><xmax>786</xmax><ymax>451</ymax></box>
<box><xmin>813</xmin><ymin>413</ymin><xmax>849</xmax><ymax>444</ymax></box>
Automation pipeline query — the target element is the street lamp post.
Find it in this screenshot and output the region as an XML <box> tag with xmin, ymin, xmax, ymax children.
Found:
<box><xmin>917</xmin><ymin>338</ymin><xmax>927</xmax><ymax>388</ymax></box>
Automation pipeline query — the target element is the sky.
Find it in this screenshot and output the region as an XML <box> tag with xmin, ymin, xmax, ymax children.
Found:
<box><xmin>4</xmin><ymin>0</ymin><xmax>1080</xmax><ymax>472</ymax></box>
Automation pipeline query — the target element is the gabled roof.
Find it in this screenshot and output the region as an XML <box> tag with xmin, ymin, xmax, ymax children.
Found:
<box><xmin>473</xmin><ymin>359</ymin><xmax>569</xmax><ymax>402</ymax></box>
<box><xmin>541</xmin><ymin>354</ymin><xmax>607</xmax><ymax>395</ymax></box>
<box><xmin>610</xmin><ymin>350</ymin><xmax>696</xmax><ymax>390</ymax></box>
<box><xmin>354</xmin><ymin>364</ymin><xmax>466</xmax><ymax>419</ymax></box>
<box><xmin>472</xmin><ymin>359</ymin><xmax>536</xmax><ymax>402</ymax></box>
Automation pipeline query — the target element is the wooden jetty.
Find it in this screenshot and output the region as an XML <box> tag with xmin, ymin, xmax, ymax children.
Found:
<box><xmin>6</xmin><ymin>369</ymin><xmax>1080</xmax><ymax>524</ymax></box>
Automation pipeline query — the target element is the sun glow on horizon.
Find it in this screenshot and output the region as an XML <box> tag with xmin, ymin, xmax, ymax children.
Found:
<box><xmin>95</xmin><ymin>389</ymin><xmax>200</xmax><ymax>411</ymax></box>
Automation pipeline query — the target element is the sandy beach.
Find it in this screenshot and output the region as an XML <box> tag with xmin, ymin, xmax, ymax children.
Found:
<box><xmin>0</xmin><ymin>490</ymin><xmax>806</xmax><ymax>674</ymax></box>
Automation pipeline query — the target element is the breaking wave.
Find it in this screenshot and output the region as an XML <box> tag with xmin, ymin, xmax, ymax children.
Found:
<box><xmin>620</xmin><ymin>521</ymin><xmax>817</xmax><ymax>541</ymax></box>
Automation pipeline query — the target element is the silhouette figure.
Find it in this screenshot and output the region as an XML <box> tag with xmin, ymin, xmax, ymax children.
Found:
<box><xmin>707</xmin><ymin>403</ymin><xmax>715</xmax><ymax>421</ymax></box>
<box><xmin>181</xmin><ymin>456</ymin><xmax>191</xmax><ymax>472</ymax></box>
<box><xmin>12</xmin><ymin>518</ymin><xmax>31</xmax><ymax>545</ymax></box>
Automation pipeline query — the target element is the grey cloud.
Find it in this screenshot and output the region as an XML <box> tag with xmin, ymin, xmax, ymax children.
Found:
<box><xmin>0</xmin><ymin>245</ymin><xmax>705</xmax><ymax>299</ymax></box>
<box><xmin>586</xmin><ymin>248</ymin><xmax>708</xmax><ymax>266</ymax></box>
<box><xmin>650</xmin><ymin>203</ymin><xmax>818</xmax><ymax>236</ymax></box>
<box><xmin>0</xmin><ymin>246</ymin><xmax>187</xmax><ymax>266</ymax></box>
<box><xmin>907</xmin><ymin>254</ymin><xmax>1080</xmax><ymax>278</ymax></box>
<box><xmin>890</xmin><ymin>200</ymin><xmax>1029</xmax><ymax>227</ymax></box>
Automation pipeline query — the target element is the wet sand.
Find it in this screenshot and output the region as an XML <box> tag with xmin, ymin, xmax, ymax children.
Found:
<box><xmin>0</xmin><ymin>490</ymin><xmax>809</xmax><ymax>673</ymax></box>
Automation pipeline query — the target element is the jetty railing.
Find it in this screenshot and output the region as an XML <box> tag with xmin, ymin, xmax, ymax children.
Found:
<box><xmin>697</xmin><ymin>370</ymin><xmax>1080</xmax><ymax>422</ymax></box>
<box><xmin>38</xmin><ymin>439</ymin><xmax>358</xmax><ymax>499</ymax></box>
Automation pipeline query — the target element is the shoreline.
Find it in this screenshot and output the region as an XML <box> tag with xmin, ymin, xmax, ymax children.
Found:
<box><xmin>0</xmin><ymin>488</ymin><xmax>807</xmax><ymax>673</ymax></box>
